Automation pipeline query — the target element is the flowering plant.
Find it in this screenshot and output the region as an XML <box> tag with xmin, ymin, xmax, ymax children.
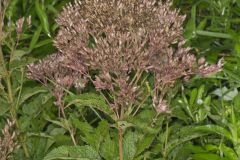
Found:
<box><xmin>28</xmin><ymin>0</ymin><xmax>222</xmax><ymax>159</ymax></box>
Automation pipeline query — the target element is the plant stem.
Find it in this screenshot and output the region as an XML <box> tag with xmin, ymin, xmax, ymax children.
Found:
<box><xmin>132</xmin><ymin>92</ymin><xmax>151</xmax><ymax>116</ymax></box>
<box><xmin>163</xmin><ymin>121</ymin><xmax>169</xmax><ymax>158</ymax></box>
<box><xmin>60</xmin><ymin>102</ymin><xmax>77</xmax><ymax>146</ymax></box>
<box><xmin>70</xmin><ymin>131</ymin><xmax>77</xmax><ymax>146</ymax></box>
<box><xmin>118</xmin><ymin>128</ymin><xmax>123</xmax><ymax>160</ymax></box>
<box><xmin>16</xmin><ymin>68</ymin><xmax>24</xmax><ymax>109</ymax></box>
<box><xmin>0</xmin><ymin>46</ymin><xmax>30</xmax><ymax>157</ymax></box>
<box><xmin>6</xmin><ymin>74</ymin><xmax>30</xmax><ymax>158</ymax></box>
<box><xmin>1</xmin><ymin>4</ymin><xmax>30</xmax><ymax>157</ymax></box>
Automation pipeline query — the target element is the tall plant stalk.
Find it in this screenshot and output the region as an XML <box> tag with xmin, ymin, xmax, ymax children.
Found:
<box><xmin>60</xmin><ymin>102</ymin><xmax>77</xmax><ymax>146</ymax></box>
<box><xmin>0</xmin><ymin>2</ymin><xmax>30</xmax><ymax>157</ymax></box>
<box><xmin>118</xmin><ymin>128</ymin><xmax>123</xmax><ymax>160</ymax></box>
<box><xmin>0</xmin><ymin>43</ymin><xmax>30</xmax><ymax>158</ymax></box>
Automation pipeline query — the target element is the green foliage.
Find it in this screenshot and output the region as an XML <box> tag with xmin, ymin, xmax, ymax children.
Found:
<box><xmin>123</xmin><ymin>131</ymin><xmax>138</xmax><ymax>160</ymax></box>
<box><xmin>66</xmin><ymin>93</ymin><xmax>116</xmax><ymax>120</ymax></box>
<box><xmin>44</xmin><ymin>145</ymin><xmax>101</xmax><ymax>160</ymax></box>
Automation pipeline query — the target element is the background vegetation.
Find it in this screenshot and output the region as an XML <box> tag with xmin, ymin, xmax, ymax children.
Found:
<box><xmin>1</xmin><ymin>0</ymin><xmax>240</xmax><ymax>159</ymax></box>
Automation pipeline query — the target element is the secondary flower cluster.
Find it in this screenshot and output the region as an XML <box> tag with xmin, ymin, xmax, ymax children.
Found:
<box><xmin>27</xmin><ymin>53</ymin><xmax>87</xmax><ymax>117</ymax></box>
<box><xmin>0</xmin><ymin>120</ymin><xmax>17</xmax><ymax>160</ymax></box>
<box><xmin>28</xmin><ymin>0</ymin><xmax>222</xmax><ymax>117</ymax></box>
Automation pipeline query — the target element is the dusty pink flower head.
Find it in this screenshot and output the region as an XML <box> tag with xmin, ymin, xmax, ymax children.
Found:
<box><xmin>28</xmin><ymin>0</ymin><xmax>223</xmax><ymax>116</ymax></box>
<box><xmin>0</xmin><ymin>120</ymin><xmax>18</xmax><ymax>159</ymax></box>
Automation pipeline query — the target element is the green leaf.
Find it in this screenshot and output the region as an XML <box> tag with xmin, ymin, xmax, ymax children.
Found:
<box><xmin>5</xmin><ymin>0</ymin><xmax>18</xmax><ymax>19</ymax></box>
<box><xmin>29</xmin><ymin>25</ymin><xmax>43</xmax><ymax>51</ymax></box>
<box><xmin>224</xmin><ymin>89</ymin><xmax>238</xmax><ymax>101</ymax></box>
<box><xmin>72</xmin><ymin>118</ymin><xmax>109</xmax><ymax>152</ymax></box>
<box><xmin>192</xmin><ymin>153</ymin><xmax>226</xmax><ymax>160</ymax></box>
<box><xmin>203</xmin><ymin>96</ymin><xmax>211</xmax><ymax>106</ymax></box>
<box><xmin>54</xmin><ymin>135</ymin><xmax>73</xmax><ymax>146</ymax></box>
<box><xmin>129</xmin><ymin>109</ymin><xmax>163</xmax><ymax>134</ymax></box>
<box><xmin>19</xmin><ymin>86</ymin><xmax>49</xmax><ymax>106</ymax></box>
<box><xmin>220</xmin><ymin>144</ymin><xmax>238</xmax><ymax>160</ymax></box>
<box><xmin>22</xmin><ymin>93</ymin><xmax>51</xmax><ymax>115</ymax></box>
<box><xmin>190</xmin><ymin>88</ymin><xmax>198</xmax><ymax>106</ymax></box>
<box><xmin>166</xmin><ymin>126</ymin><xmax>211</xmax><ymax>154</ymax></box>
<box><xmin>10</xmin><ymin>50</ymin><xmax>28</xmax><ymax>62</ymax></box>
<box><xmin>44</xmin><ymin>145</ymin><xmax>101</xmax><ymax>160</ymax></box>
<box><xmin>234</xmin><ymin>93</ymin><xmax>240</xmax><ymax>110</ymax></box>
<box><xmin>70</xmin><ymin>116</ymin><xmax>94</xmax><ymax>134</ymax></box>
<box><xmin>9</xmin><ymin>57</ymin><xmax>37</xmax><ymax>70</ymax></box>
<box><xmin>184</xmin><ymin>4</ymin><xmax>196</xmax><ymax>39</ymax></box>
<box><xmin>35</xmin><ymin>0</ymin><xmax>51</xmax><ymax>37</ymax></box>
<box><xmin>234</xmin><ymin>43</ymin><xmax>240</xmax><ymax>55</ymax></box>
<box><xmin>84</xmin><ymin>121</ymin><xmax>108</xmax><ymax>151</ymax></box>
<box><xmin>197</xmin><ymin>85</ymin><xmax>205</xmax><ymax>100</ymax></box>
<box><xmin>19</xmin><ymin>116</ymin><xmax>32</xmax><ymax>132</ymax></box>
<box><xmin>35</xmin><ymin>39</ymin><xmax>53</xmax><ymax>48</ymax></box>
<box><xmin>135</xmin><ymin>134</ymin><xmax>155</xmax><ymax>156</ymax></box>
<box><xmin>123</xmin><ymin>131</ymin><xmax>138</xmax><ymax>160</ymax></box>
<box><xmin>67</xmin><ymin>93</ymin><xmax>115</xmax><ymax>119</ymax></box>
<box><xmin>0</xmin><ymin>98</ymin><xmax>9</xmax><ymax>116</ymax></box>
<box><xmin>100</xmin><ymin>134</ymin><xmax>118</xmax><ymax>160</ymax></box>
<box><xmin>197</xmin><ymin>18</ymin><xmax>207</xmax><ymax>30</ymax></box>
<box><xmin>184</xmin><ymin>144</ymin><xmax>207</xmax><ymax>154</ymax></box>
<box><xmin>212</xmin><ymin>87</ymin><xmax>238</xmax><ymax>101</ymax></box>
<box><xmin>92</xmin><ymin>121</ymin><xmax>108</xmax><ymax>151</ymax></box>
<box><xmin>44</xmin><ymin>128</ymin><xmax>67</xmax><ymax>154</ymax></box>
<box><xmin>196</xmin><ymin>30</ymin><xmax>232</xmax><ymax>39</ymax></box>
<box><xmin>22</xmin><ymin>0</ymin><xmax>28</xmax><ymax>11</ymax></box>
<box><xmin>194</xmin><ymin>125</ymin><xmax>232</xmax><ymax>140</ymax></box>
<box><xmin>45</xmin><ymin>118</ymin><xmax>71</xmax><ymax>131</ymax></box>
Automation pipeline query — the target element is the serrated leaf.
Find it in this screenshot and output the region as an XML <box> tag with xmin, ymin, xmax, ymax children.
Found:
<box><xmin>70</xmin><ymin>116</ymin><xmax>94</xmax><ymax>134</ymax></box>
<box><xmin>44</xmin><ymin>145</ymin><xmax>101</xmax><ymax>160</ymax></box>
<box><xmin>84</xmin><ymin>121</ymin><xmax>108</xmax><ymax>151</ymax></box>
<box><xmin>45</xmin><ymin>118</ymin><xmax>71</xmax><ymax>131</ymax></box>
<box><xmin>44</xmin><ymin>128</ymin><xmax>67</xmax><ymax>154</ymax></box>
<box><xmin>22</xmin><ymin>93</ymin><xmax>51</xmax><ymax>115</ymax></box>
<box><xmin>67</xmin><ymin>93</ymin><xmax>115</xmax><ymax>119</ymax></box>
<box><xmin>0</xmin><ymin>98</ymin><xmax>9</xmax><ymax>116</ymax></box>
<box><xmin>192</xmin><ymin>153</ymin><xmax>226</xmax><ymax>160</ymax></box>
<box><xmin>193</xmin><ymin>125</ymin><xmax>232</xmax><ymax>140</ymax></box>
<box><xmin>128</xmin><ymin>109</ymin><xmax>162</xmax><ymax>134</ymax></box>
<box><xmin>10</xmin><ymin>50</ymin><xmax>28</xmax><ymax>62</ymax></box>
<box><xmin>19</xmin><ymin>86</ymin><xmax>49</xmax><ymax>106</ymax></box>
<box><xmin>165</xmin><ymin>125</ymin><xmax>212</xmax><ymax>155</ymax></box>
<box><xmin>221</xmin><ymin>144</ymin><xmax>238</xmax><ymax>160</ymax></box>
<box><xmin>124</xmin><ymin>131</ymin><xmax>138</xmax><ymax>160</ymax></box>
<box><xmin>100</xmin><ymin>134</ymin><xmax>118</xmax><ymax>160</ymax></box>
<box><xmin>135</xmin><ymin>134</ymin><xmax>155</xmax><ymax>156</ymax></box>
<box><xmin>9</xmin><ymin>57</ymin><xmax>37</xmax><ymax>70</ymax></box>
